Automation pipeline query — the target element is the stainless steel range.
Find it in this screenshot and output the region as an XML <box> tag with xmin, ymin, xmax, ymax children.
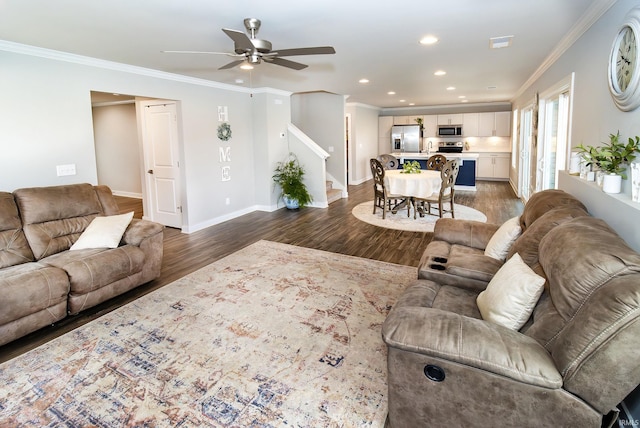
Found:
<box><xmin>437</xmin><ymin>141</ymin><xmax>463</xmax><ymax>153</ymax></box>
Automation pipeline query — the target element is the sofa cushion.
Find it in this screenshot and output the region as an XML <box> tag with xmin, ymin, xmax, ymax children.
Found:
<box><xmin>507</xmin><ymin>206</ymin><xmax>589</xmax><ymax>269</ymax></box>
<box><xmin>519</xmin><ymin>189</ymin><xmax>587</xmax><ymax>230</ymax></box>
<box><xmin>484</xmin><ymin>216</ymin><xmax>522</xmax><ymax>261</ymax></box>
<box><xmin>477</xmin><ymin>253</ymin><xmax>546</xmax><ymax>330</ymax></box>
<box><xmin>41</xmin><ymin>245</ymin><xmax>145</xmax><ymax>294</ymax></box>
<box><xmin>71</xmin><ymin>212</ymin><xmax>134</xmax><ymax>250</ymax></box>
<box><xmin>392</xmin><ymin>279</ymin><xmax>482</xmax><ymax>320</ymax></box>
<box><xmin>14</xmin><ymin>184</ymin><xmax>104</xmax><ymax>260</ymax></box>
<box><xmin>0</xmin><ymin>192</ymin><xmax>35</xmax><ymax>269</ymax></box>
<box><xmin>0</xmin><ymin>262</ymin><xmax>69</xmax><ymax>325</ymax></box>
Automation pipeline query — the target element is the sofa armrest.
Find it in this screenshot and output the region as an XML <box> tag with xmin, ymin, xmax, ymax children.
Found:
<box><xmin>382</xmin><ymin>307</ymin><xmax>562</xmax><ymax>389</ymax></box>
<box><xmin>433</xmin><ymin>218</ymin><xmax>500</xmax><ymax>251</ymax></box>
<box><xmin>122</xmin><ymin>219</ymin><xmax>164</xmax><ymax>246</ymax></box>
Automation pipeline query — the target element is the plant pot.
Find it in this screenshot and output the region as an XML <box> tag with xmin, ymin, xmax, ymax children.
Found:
<box><xmin>283</xmin><ymin>195</ymin><xmax>300</xmax><ymax>210</ymax></box>
<box><xmin>602</xmin><ymin>173</ymin><xmax>622</xmax><ymax>194</ymax></box>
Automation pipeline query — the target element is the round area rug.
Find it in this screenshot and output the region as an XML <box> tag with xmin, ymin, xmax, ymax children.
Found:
<box><xmin>352</xmin><ymin>201</ymin><xmax>487</xmax><ymax>232</ymax></box>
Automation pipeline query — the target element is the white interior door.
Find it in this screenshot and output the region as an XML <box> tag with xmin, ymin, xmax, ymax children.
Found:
<box><xmin>141</xmin><ymin>101</ymin><xmax>182</xmax><ymax>228</ymax></box>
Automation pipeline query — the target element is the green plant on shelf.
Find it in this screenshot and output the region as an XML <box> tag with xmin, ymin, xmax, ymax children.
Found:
<box><xmin>576</xmin><ymin>132</ymin><xmax>640</xmax><ymax>179</ymax></box>
<box><xmin>401</xmin><ymin>161</ymin><xmax>422</xmax><ymax>174</ymax></box>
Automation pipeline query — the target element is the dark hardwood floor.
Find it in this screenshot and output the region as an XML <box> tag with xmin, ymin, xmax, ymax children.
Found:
<box><xmin>0</xmin><ymin>179</ymin><xmax>522</xmax><ymax>363</ymax></box>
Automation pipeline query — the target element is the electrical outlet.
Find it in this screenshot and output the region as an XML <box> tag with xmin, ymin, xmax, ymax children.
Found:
<box><xmin>225</xmin><ymin>197</ymin><xmax>230</xmax><ymax>205</ymax></box>
<box><xmin>56</xmin><ymin>164</ymin><xmax>76</xmax><ymax>176</ymax></box>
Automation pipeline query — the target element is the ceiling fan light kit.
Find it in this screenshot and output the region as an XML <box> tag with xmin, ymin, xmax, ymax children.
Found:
<box><xmin>164</xmin><ymin>18</ymin><xmax>335</xmax><ymax>71</ymax></box>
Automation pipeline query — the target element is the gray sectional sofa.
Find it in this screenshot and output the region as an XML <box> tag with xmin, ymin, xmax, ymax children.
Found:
<box><xmin>383</xmin><ymin>189</ymin><xmax>640</xmax><ymax>427</ymax></box>
<box><xmin>0</xmin><ymin>183</ymin><xmax>164</xmax><ymax>346</ymax></box>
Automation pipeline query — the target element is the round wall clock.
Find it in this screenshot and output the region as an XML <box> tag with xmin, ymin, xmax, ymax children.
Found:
<box><xmin>608</xmin><ymin>7</ymin><xmax>640</xmax><ymax>111</ymax></box>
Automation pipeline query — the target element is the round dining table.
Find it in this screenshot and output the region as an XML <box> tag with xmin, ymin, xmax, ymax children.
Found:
<box><xmin>385</xmin><ymin>169</ymin><xmax>442</xmax><ymax>199</ymax></box>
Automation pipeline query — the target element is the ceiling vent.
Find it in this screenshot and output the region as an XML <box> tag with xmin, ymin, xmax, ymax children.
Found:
<box><xmin>489</xmin><ymin>35</ymin><xmax>514</xmax><ymax>49</ymax></box>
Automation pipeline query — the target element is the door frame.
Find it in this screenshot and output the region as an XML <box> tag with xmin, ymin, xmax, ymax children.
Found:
<box><xmin>136</xmin><ymin>99</ymin><xmax>185</xmax><ymax>230</ymax></box>
<box><xmin>535</xmin><ymin>73</ymin><xmax>575</xmax><ymax>191</ymax></box>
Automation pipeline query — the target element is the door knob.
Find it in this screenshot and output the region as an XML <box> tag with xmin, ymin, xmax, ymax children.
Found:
<box><xmin>147</xmin><ymin>169</ymin><xmax>154</xmax><ymax>174</ymax></box>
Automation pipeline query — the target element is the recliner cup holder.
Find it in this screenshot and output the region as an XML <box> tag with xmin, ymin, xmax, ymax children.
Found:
<box><xmin>433</xmin><ymin>257</ymin><xmax>448</xmax><ymax>263</ymax></box>
<box><xmin>429</xmin><ymin>264</ymin><xmax>446</xmax><ymax>271</ymax></box>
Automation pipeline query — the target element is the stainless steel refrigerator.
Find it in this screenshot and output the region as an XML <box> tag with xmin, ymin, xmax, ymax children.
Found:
<box><xmin>391</xmin><ymin>124</ymin><xmax>420</xmax><ymax>153</ymax></box>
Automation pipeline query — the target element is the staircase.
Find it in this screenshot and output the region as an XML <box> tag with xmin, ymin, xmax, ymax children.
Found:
<box><xmin>326</xmin><ymin>181</ymin><xmax>342</xmax><ymax>205</ymax></box>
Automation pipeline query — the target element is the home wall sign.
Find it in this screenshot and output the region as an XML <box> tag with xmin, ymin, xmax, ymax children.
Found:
<box><xmin>219</xmin><ymin>146</ymin><xmax>231</xmax><ymax>181</ymax></box>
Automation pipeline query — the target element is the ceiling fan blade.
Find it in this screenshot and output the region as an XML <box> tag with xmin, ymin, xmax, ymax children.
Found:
<box><xmin>222</xmin><ymin>28</ymin><xmax>254</xmax><ymax>52</ymax></box>
<box><xmin>265</xmin><ymin>57</ymin><xmax>308</xmax><ymax>70</ymax></box>
<box><xmin>218</xmin><ymin>59</ymin><xmax>246</xmax><ymax>70</ymax></box>
<box><xmin>162</xmin><ymin>50</ymin><xmax>242</xmax><ymax>57</ymax></box>
<box><xmin>271</xmin><ymin>46</ymin><xmax>335</xmax><ymax>57</ymax></box>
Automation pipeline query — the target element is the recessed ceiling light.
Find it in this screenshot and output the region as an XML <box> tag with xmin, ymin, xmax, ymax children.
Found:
<box><xmin>359</xmin><ymin>78</ymin><xmax>369</xmax><ymax>84</ymax></box>
<box><xmin>388</xmin><ymin>91</ymin><xmax>396</xmax><ymax>95</ymax></box>
<box><xmin>458</xmin><ymin>95</ymin><xmax>466</xmax><ymax>99</ymax></box>
<box><xmin>446</xmin><ymin>86</ymin><xmax>456</xmax><ymax>91</ymax></box>
<box><xmin>409</xmin><ymin>103</ymin><xmax>415</xmax><ymax>106</ymax></box>
<box><xmin>399</xmin><ymin>99</ymin><xmax>406</xmax><ymax>103</ymax></box>
<box><xmin>461</xmin><ymin>99</ymin><xmax>469</xmax><ymax>103</ymax></box>
<box><xmin>434</xmin><ymin>70</ymin><xmax>446</xmax><ymax>76</ymax></box>
<box><xmin>489</xmin><ymin>35</ymin><xmax>514</xmax><ymax>49</ymax></box>
<box><xmin>419</xmin><ymin>35</ymin><xmax>439</xmax><ymax>45</ymax></box>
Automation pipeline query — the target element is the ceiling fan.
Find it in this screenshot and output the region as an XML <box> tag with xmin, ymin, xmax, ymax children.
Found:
<box><xmin>163</xmin><ymin>18</ymin><xmax>336</xmax><ymax>70</ymax></box>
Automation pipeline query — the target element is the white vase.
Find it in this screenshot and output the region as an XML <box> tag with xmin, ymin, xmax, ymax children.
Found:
<box><xmin>602</xmin><ymin>173</ymin><xmax>622</xmax><ymax>194</ymax></box>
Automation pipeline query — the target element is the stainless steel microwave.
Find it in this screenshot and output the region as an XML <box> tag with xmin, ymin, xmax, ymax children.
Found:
<box><xmin>437</xmin><ymin>125</ymin><xmax>462</xmax><ymax>136</ymax></box>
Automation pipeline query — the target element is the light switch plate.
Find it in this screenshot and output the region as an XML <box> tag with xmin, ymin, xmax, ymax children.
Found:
<box><xmin>56</xmin><ymin>164</ymin><xmax>76</xmax><ymax>176</ymax></box>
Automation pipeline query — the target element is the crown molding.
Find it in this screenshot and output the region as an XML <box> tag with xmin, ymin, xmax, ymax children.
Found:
<box><xmin>0</xmin><ymin>39</ymin><xmax>292</xmax><ymax>98</ymax></box>
<box><xmin>513</xmin><ymin>0</ymin><xmax>617</xmax><ymax>100</ymax></box>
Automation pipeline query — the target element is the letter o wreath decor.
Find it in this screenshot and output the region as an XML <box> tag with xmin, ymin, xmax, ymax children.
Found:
<box><xmin>217</xmin><ymin>122</ymin><xmax>232</xmax><ymax>141</ymax></box>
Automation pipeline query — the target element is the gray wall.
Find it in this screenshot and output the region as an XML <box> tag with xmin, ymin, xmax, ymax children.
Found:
<box><xmin>0</xmin><ymin>46</ymin><xmax>288</xmax><ymax>232</ymax></box>
<box><xmin>92</xmin><ymin>102</ymin><xmax>142</xmax><ymax>197</ymax></box>
<box><xmin>346</xmin><ymin>103</ymin><xmax>380</xmax><ymax>184</ymax></box>
<box><xmin>512</xmin><ymin>0</ymin><xmax>640</xmax><ymax>251</ymax></box>
<box><xmin>291</xmin><ymin>92</ymin><xmax>347</xmax><ymax>190</ymax></box>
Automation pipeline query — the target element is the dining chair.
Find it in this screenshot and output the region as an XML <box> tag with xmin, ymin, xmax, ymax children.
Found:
<box><xmin>370</xmin><ymin>158</ymin><xmax>407</xmax><ymax>219</ymax></box>
<box><xmin>415</xmin><ymin>159</ymin><xmax>460</xmax><ymax>219</ymax></box>
<box><xmin>426</xmin><ymin>154</ymin><xmax>447</xmax><ymax>171</ymax></box>
<box><xmin>377</xmin><ymin>154</ymin><xmax>399</xmax><ymax>170</ymax></box>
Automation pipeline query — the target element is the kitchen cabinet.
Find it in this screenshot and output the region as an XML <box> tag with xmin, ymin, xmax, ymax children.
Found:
<box><xmin>394</xmin><ymin>115</ymin><xmax>424</xmax><ymax>126</ymax></box>
<box><xmin>463</xmin><ymin>113</ymin><xmax>479</xmax><ymax>137</ymax></box>
<box><xmin>477</xmin><ymin>153</ymin><xmax>511</xmax><ymax>180</ymax></box>
<box><xmin>478</xmin><ymin>112</ymin><xmax>511</xmax><ymax>137</ymax></box>
<box><xmin>423</xmin><ymin>115</ymin><xmax>438</xmax><ymax>137</ymax></box>
<box><xmin>437</xmin><ymin>114</ymin><xmax>463</xmax><ymax>125</ymax></box>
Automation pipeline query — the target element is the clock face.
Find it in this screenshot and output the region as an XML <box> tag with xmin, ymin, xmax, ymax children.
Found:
<box><xmin>615</xmin><ymin>26</ymin><xmax>637</xmax><ymax>93</ymax></box>
<box><xmin>609</xmin><ymin>7</ymin><xmax>640</xmax><ymax>111</ymax></box>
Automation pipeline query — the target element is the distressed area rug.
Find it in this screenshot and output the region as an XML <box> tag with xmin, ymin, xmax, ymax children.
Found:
<box><xmin>352</xmin><ymin>201</ymin><xmax>487</xmax><ymax>232</ymax></box>
<box><xmin>0</xmin><ymin>240</ymin><xmax>416</xmax><ymax>427</ymax></box>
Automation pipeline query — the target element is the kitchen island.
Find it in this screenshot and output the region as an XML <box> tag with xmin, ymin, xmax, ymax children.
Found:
<box><xmin>390</xmin><ymin>152</ymin><xmax>479</xmax><ymax>191</ymax></box>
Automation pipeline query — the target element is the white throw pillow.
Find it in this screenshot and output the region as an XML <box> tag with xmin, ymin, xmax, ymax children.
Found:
<box><xmin>484</xmin><ymin>216</ymin><xmax>522</xmax><ymax>261</ymax></box>
<box><xmin>476</xmin><ymin>253</ymin><xmax>545</xmax><ymax>330</ymax></box>
<box><xmin>70</xmin><ymin>212</ymin><xmax>134</xmax><ymax>250</ymax></box>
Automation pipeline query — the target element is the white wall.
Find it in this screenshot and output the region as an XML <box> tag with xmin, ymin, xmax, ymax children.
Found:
<box><xmin>92</xmin><ymin>102</ymin><xmax>142</xmax><ymax>197</ymax></box>
<box><xmin>291</xmin><ymin>92</ymin><xmax>347</xmax><ymax>189</ymax></box>
<box><xmin>0</xmin><ymin>45</ymin><xmax>294</xmax><ymax>232</ymax></box>
<box><xmin>346</xmin><ymin>103</ymin><xmax>380</xmax><ymax>184</ymax></box>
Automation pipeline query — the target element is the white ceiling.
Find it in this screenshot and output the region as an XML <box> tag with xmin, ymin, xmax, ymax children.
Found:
<box><xmin>0</xmin><ymin>0</ymin><xmax>609</xmax><ymax>108</ymax></box>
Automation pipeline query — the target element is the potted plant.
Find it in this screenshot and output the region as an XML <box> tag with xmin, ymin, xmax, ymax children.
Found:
<box><xmin>576</xmin><ymin>132</ymin><xmax>640</xmax><ymax>194</ymax></box>
<box><xmin>272</xmin><ymin>153</ymin><xmax>313</xmax><ymax>209</ymax></box>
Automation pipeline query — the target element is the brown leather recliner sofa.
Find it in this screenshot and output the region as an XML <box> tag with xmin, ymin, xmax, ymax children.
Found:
<box><xmin>382</xmin><ymin>189</ymin><xmax>640</xmax><ymax>427</ymax></box>
<box><xmin>0</xmin><ymin>183</ymin><xmax>164</xmax><ymax>346</ymax></box>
